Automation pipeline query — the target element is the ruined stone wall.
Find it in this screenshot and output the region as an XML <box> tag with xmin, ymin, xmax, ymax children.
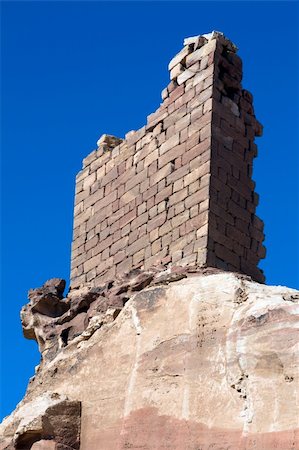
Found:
<box><xmin>207</xmin><ymin>40</ymin><xmax>266</xmax><ymax>282</ymax></box>
<box><xmin>70</xmin><ymin>32</ymin><xmax>265</xmax><ymax>289</ymax></box>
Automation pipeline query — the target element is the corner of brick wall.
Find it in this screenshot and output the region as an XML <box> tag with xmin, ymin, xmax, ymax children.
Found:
<box><xmin>207</xmin><ymin>39</ymin><xmax>266</xmax><ymax>282</ymax></box>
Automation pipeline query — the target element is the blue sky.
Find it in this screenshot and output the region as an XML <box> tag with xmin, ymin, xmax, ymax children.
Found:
<box><xmin>1</xmin><ymin>1</ymin><xmax>298</xmax><ymax>421</ymax></box>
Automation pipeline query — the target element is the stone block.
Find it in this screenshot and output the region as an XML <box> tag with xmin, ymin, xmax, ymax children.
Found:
<box><xmin>177</xmin><ymin>68</ymin><xmax>196</xmax><ymax>86</ymax></box>
<box><xmin>185</xmin><ymin>210</ymin><xmax>209</xmax><ymax>234</ymax></box>
<box><xmin>150</xmin><ymin>162</ymin><xmax>173</xmax><ymax>186</ymax></box>
<box><xmin>127</xmin><ymin>235</ymin><xmax>150</xmax><ymax>257</ymax></box>
<box><xmin>110</xmin><ymin>236</ymin><xmax>129</xmax><ymax>256</ymax></box>
<box><xmin>185</xmin><ymin>39</ymin><xmax>217</xmax><ymax>67</ymax></box>
<box><xmin>147</xmin><ymin>212</ymin><xmax>167</xmax><ymax>233</ymax></box>
<box><xmin>144</xmin><ymin>148</ymin><xmax>159</xmax><ymax>167</ymax></box>
<box><xmin>158</xmin><ymin>143</ymin><xmax>185</xmax><ymax>169</ymax></box>
<box><xmin>168</xmin><ymin>188</ymin><xmax>188</xmax><ymax>206</ymax></box>
<box><xmin>153</xmin><ymin>192</ymin><xmax>170</xmax><ymax>213</ymax></box>
<box><xmin>214</xmin><ymin>243</ymin><xmax>240</xmax><ymax>269</ymax></box>
<box><xmin>167</xmin><ymin>164</ymin><xmax>189</xmax><ymax>185</ymax></box>
<box><xmin>170</xmin><ymin>63</ymin><xmax>184</xmax><ymax>80</ymax></box>
<box><xmin>168</xmin><ymin>45</ymin><xmax>191</xmax><ymax>71</ymax></box>
<box><xmin>160</xmin><ymin>133</ymin><xmax>180</xmax><ymax>155</ymax></box>
<box><xmin>185</xmin><ymin>185</ymin><xmax>209</xmax><ymax>209</ymax></box>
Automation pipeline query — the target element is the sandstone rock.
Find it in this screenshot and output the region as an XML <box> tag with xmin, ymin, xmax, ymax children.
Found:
<box><xmin>31</xmin><ymin>441</ymin><xmax>56</xmax><ymax>450</ymax></box>
<box><xmin>96</xmin><ymin>134</ymin><xmax>123</xmax><ymax>151</ymax></box>
<box><xmin>43</xmin><ymin>279</ymin><xmax>66</xmax><ymax>298</ymax></box>
<box><xmin>0</xmin><ymin>392</ymin><xmax>80</xmax><ymax>450</ymax></box>
<box><xmin>1</xmin><ymin>272</ymin><xmax>298</xmax><ymax>449</ymax></box>
<box><xmin>32</xmin><ymin>441</ymin><xmax>55</xmax><ymax>450</ymax></box>
<box><xmin>13</xmin><ymin>398</ymin><xmax>81</xmax><ymax>450</ymax></box>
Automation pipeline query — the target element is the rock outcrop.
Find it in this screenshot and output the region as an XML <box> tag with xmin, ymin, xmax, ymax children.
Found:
<box><xmin>1</xmin><ymin>271</ymin><xmax>298</xmax><ymax>449</ymax></box>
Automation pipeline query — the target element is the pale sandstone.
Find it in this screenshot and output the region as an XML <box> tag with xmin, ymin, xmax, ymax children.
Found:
<box><xmin>1</xmin><ymin>273</ymin><xmax>298</xmax><ymax>449</ymax></box>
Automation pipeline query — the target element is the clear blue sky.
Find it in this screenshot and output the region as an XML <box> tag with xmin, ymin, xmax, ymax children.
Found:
<box><xmin>1</xmin><ymin>1</ymin><xmax>298</xmax><ymax>421</ymax></box>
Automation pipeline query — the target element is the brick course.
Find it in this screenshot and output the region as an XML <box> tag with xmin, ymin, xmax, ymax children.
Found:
<box><xmin>70</xmin><ymin>31</ymin><xmax>265</xmax><ymax>288</ymax></box>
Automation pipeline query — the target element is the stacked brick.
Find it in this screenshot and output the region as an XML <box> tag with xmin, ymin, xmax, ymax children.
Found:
<box><xmin>208</xmin><ymin>38</ymin><xmax>266</xmax><ymax>282</ymax></box>
<box><xmin>71</xmin><ymin>31</ymin><xmax>265</xmax><ymax>289</ymax></box>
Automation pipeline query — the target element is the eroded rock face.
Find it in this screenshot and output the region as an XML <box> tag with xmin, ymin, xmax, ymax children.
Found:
<box><xmin>0</xmin><ymin>392</ymin><xmax>81</xmax><ymax>450</ymax></box>
<box><xmin>19</xmin><ymin>267</ymin><xmax>209</xmax><ymax>364</ymax></box>
<box><xmin>1</xmin><ymin>272</ymin><xmax>298</xmax><ymax>449</ymax></box>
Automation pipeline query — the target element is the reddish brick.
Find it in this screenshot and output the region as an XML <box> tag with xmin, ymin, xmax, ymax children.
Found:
<box><xmin>166</xmin><ymin>164</ymin><xmax>189</xmax><ymax>185</ymax></box>
<box><xmin>160</xmin><ymin>133</ymin><xmax>180</xmax><ymax>155</ymax></box>
<box><xmin>132</xmin><ymin>249</ymin><xmax>144</xmax><ymax>266</ymax></box>
<box><xmin>85</xmin><ymin>235</ymin><xmax>99</xmax><ymax>252</ymax></box>
<box><xmin>131</xmin><ymin>212</ymin><xmax>149</xmax><ymax>231</ymax></box>
<box><xmin>93</xmin><ymin>191</ymin><xmax>117</xmax><ymax>213</ymax></box>
<box><xmin>147</xmin><ymin>196</ymin><xmax>155</xmax><ymax>210</ymax></box>
<box><xmin>173</xmin><ymin>179</ymin><xmax>184</xmax><ymax>193</ymax></box>
<box><xmin>155</xmin><ymin>185</ymin><xmax>172</xmax><ymax>204</ymax></box>
<box><xmin>168</xmin><ymin>188</ymin><xmax>188</xmax><ymax>206</ymax></box>
<box><xmin>157</xmin><ymin>200</ymin><xmax>167</xmax><ymax>214</ymax></box>
<box><xmin>147</xmin><ymin>211</ymin><xmax>167</xmax><ymax>233</ymax></box>
<box><xmin>147</xmin><ymin>108</ymin><xmax>168</xmax><ymax>129</ymax></box>
<box><xmin>144</xmin><ymin>148</ymin><xmax>158</xmax><ymax>168</ymax></box>
<box><xmin>171</xmin><ymin>210</ymin><xmax>189</xmax><ymax>228</ymax></box>
<box><xmin>139</xmin><ymin>178</ymin><xmax>149</xmax><ymax>194</ymax></box>
<box><xmin>110</xmin><ymin>236</ymin><xmax>129</xmax><ymax>256</ymax></box>
<box><xmin>185</xmin><ymin>210</ymin><xmax>209</xmax><ymax>233</ymax></box>
<box><xmin>101</xmin><ymin>166</ymin><xmax>118</xmax><ymax>187</ymax></box>
<box><xmin>190</xmin><ymin>150</ymin><xmax>211</xmax><ymax>171</ymax></box>
<box><xmin>152</xmin><ymin>238</ymin><xmax>162</xmax><ymax>254</ymax></box>
<box><xmin>158</xmin><ymin>143</ymin><xmax>185</xmax><ymax>169</ymax></box>
<box><xmin>125</xmin><ymin>168</ymin><xmax>147</xmax><ymax>191</ymax></box>
<box><xmin>170</xmin><ymin>232</ymin><xmax>195</xmax><ymax>253</ymax></box>
<box><xmin>127</xmin><ymin>235</ymin><xmax>150</xmax><ymax>257</ymax></box>
<box><xmin>215</xmin><ymin>243</ymin><xmax>240</xmax><ymax>269</ymax></box>
<box><xmin>150</xmin><ymin>163</ymin><xmax>173</xmax><ymax>186</ymax></box>
<box><xmin>185</xmin><ymin>185</ymin><xmax>209</xmax><ymax>209</ymax></box>
<box><xmin>166</xmin><ymin>84</ymin><xmax>185</xmax><ymax>105</ymax></box>
<box><xmin>92</xmin><ymin>235</ymin><xmax>113</xmax><ymax>257</ymax></box>
<box><xmin>188</xmin><ymin>180</ymin><xmax>200</xmax><ymax>195</ymax></box>
<box><xmin>162</xmin><ymin>232</ymin><xmax>172</xmax><ymax>248</ymax></box>
<box><xmin>76</xmin><ymin>166</ymin><xmax>90</xmax><ymax>183</ymax></box>
<box><xmin>75</xmin><ymin>189</ymin><xmax>89</xmax><ymax>206</ymax></box>
<box><xmin>120</xmin><ymin>186</ymin><xmax>140</xmax><ymax>206</ymax></box>
<box><xmin>117</xmin><ymin>208</ymin><xmax>135</xmax><ymax>228</ymax></box>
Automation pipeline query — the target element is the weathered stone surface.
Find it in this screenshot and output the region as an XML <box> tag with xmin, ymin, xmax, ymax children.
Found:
<box><xmin>1</xmin><ymin>272</ymin><xmax>298</xmax><ymax>449</ymax></box>
<box><xmin>96</xmin><ymin>134</ymin><xmax>123</xmax><ymax>152</ymax></box>
<box><xmin>18</xmin><ymin>268</ymin><xmax>215</xmax><ymax>364</ymax></box>
<box><xmin>0</xmin><ymin>392</ymin><xmax>81</xmax><ymax>450</ymax></box>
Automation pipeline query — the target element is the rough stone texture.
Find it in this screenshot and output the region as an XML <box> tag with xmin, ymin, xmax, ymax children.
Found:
<box><xmin>1</xmin><ymin>393</ymin><xmax>81</xmax><ymax>450</ymax></box>
<box><xmin>19</xmin><ymin>268</ymin><xmax>215</xmax><ymax>364</ymax></box>
<box><xmin>70</xmin><ymin>31</ymin><xmax>265</xmax><ymax>289</ymax></box>
<box><xmin>1</xmin><ymin>272</ymin><xmax>298</xmax><ymax>449</ymax></box>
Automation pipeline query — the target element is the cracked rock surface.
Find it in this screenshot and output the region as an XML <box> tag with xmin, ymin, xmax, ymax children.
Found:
<box><xmin>1</xmin><ymin>272</ymin><xmax>298</xmax><ymax>449</ymax></box>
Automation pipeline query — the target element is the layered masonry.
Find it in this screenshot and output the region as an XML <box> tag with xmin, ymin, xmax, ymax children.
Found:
<box><xmin>70</xmin><ymin>31</ymin><xmax>266</xmax><ymax>289</ymax></box>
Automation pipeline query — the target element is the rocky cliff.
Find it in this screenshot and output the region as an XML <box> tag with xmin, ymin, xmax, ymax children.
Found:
<box><xmin>1</xmin><ymin>270</ymin><xmax>298</xmax><ymax>449</ymax></box>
